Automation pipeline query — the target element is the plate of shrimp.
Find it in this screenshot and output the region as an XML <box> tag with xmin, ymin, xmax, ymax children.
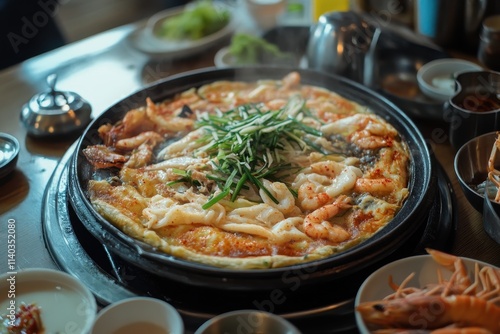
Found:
<box><xmin>355</xmin><ymin>249</ymin><xmax>500</xmax><ymax>333</ymax></box>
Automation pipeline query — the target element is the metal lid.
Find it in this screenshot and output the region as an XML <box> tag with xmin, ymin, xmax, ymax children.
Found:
<box><xmin>21</xmin><ymin>74</ymin><xmax>92</xmax><ymax>137</ymax></box>
<box><xmin>27</xmin><ymin>74</ymin><xmax>79</xmax><ymax>114</ymax></box>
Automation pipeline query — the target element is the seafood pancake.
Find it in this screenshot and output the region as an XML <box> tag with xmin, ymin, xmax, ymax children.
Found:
<box><xmin>83</xmin><ymin>72</ymin><xmax>410</xmax><ymax>269</ymax></box>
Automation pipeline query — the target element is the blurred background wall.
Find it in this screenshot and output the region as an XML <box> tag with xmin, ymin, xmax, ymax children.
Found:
<box><xmin>56</xmin><ymin>0</ymin><xmax>167</xmax><ymax>42</ymax></box>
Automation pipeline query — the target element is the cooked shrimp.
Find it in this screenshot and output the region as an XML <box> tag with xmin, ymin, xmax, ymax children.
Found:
<box><xmin>146</xmin><ymin>96</ymin><xmax>195</xmax><ymax>133</ymax></box>
<box><xmin>82</xmin><ymin>145</ymin><xmax>128</xmax><ymax>169</ymax></box>
<box><xmin>281</xmin><ymin>71</ymin><xmax>301</xmax><ymax>90</ymax></box>
<box><xmin>303</xmin><ymin>195</ymin><xmax>352</xmax><ymax>243</ymax></box>
<box><xmin>265</xmin><ymin>99</ymin><xmax>288</xmax><ymax>111</ymax></box>
<box><xmin>324</xmin><ymin>165</ymin><xmax>362</xmax><ymax>198</ymax></box>
<box><xmin>98</xmin><ymin>107</ymin><xmax>157</xmax><ymax>146</ymax></box>
<box><xmin>477</xmin><ymin>266</ymin><xmax>500</xmax><ymax>301</ymax></box>
<box><xmin>354</xmin><ymin>177</ymin><xmax>396</xmax><ymax>196</ymax></box>
<box><xmin>303</xmin><ymin>87</ymin><xmax>360</xmax><ymax>121</ymax></box>
<box><xmin>297</xmin><ymin>181</ymin><xmax>332</xmax><ymax>211</ymax></box>
<box><xmin>431</xmin><ymin>326</ymin><xmax>494</xmax><ymax>334</ymax></box>
<box><xmin>259</xmin><ymin>180</ymin><xmax>300</xmax><ymax>216</ymax></box>
<box><xmin>427</xmin><ymin>249</ymin><xmax>472</xmax><ymax>293</ymax></box>
<box><xmin>115</xmin><ymin>131</ymin><xmax>164</xmax><ymax>150</ymax></box>
<box><xmin>124</xmin><ymin>142</ymin><xmax>154</xmax><ymax>168</ymax></box>
<box><xmin>356</xmin><ymin>294</ymin><xmax>500</xmax><ymax>332</ymax></box>
<box><xmin>310</xmin><ymin>160</ymin><xmax>344</xmax><ymax>178</ymax></box>
<box><xmin>296</xmin><ymin>164</ymin><xmax>360</xmax><ymax>211</ymax></box>
<box><xmin>358</xmin><ymin>249</ymin><xmax>500</xmax><ymax>333</ymax></box>
<box><xmin>321</xmin><ymin>114</ymin><xmax>398</xmax><ymax>149</ymax></box>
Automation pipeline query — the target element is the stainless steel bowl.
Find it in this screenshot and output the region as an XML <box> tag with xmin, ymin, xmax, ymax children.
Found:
<box><xmin>194</xmin><ymin>310</ymin><xmax>301</xmax><ymax>334</ymax></box>
<box><xmin>454</xmin><ymin>131</ymin><xmax>496</xmax><ymax>212</ymax></box>
<box><xmin>448</xmin><ymin>71</ymin><xmax>500</xmax><ymax>150</ymax></box>
<box><xmin>454</xmin><ymin>131</ymin><xmax>500</xmax><ymax>243</ymax></box>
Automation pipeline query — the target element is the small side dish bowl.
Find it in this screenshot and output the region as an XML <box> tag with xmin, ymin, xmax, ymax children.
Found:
<box><xmin>91</xmin><ymin>297</ymin><xmax>184</xmax><ymax>334</ymax></box>
<box><xmin>447</xmin><ymin>70</ymin><xmax>500</xmax><ymax>150</ymax></box>
<box><xmin>354</xmin><ymin>254</ymin><xmax>497</xmax><ymax>333</ymax></box>
<box><xmin>214</xmin><ymin>46</ymin><xmax>236</xmax><ymax>68</ymax></box>
<box><xmin>0</xmin><ymin>268</ymin><xmax>97</xmax><ymax>334</ymax></box>
<box><xmin>417</xmin><ymin>58</ymin><xmax>482</xmax><ymax>102</ymax></box>
<box><xmin>455</xmin><ymin>130</ymin><xmax>500</xmax><ymax>243</ymax></box>
<box><xmin>0</xmin><ymin>132</ymin><xmax>20</xmax><ymax>179</ymax></box>
<box><xmin>194</xmin><ymin>310</ymin><xmax>301</xmax><ymax>334</ymax></box>
<box><xmin>454</xmin><ymin>131</ymin><xmax>498</xmax><ymax>213</ymax></box>
<box><xmin>214</xmin><ymin>26</ymin><xmax>309</xmax><ymax>68</ymax></box>
<box><xmin>243</xmin><ymin>0</ymin><xmax>286</xmax><ymax>31</ymax></box>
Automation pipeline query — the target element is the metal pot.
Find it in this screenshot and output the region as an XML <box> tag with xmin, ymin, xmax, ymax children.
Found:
<box><xmin>68</xmin><ymin>67</ymin><xmax>433</xmax><ymax>290</ymax></box>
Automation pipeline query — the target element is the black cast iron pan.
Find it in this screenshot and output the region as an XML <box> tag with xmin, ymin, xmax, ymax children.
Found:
<box><xmin>68</xmin><ymin>67</ymin><xmax>433</xmax><ymax>290</ymax></box>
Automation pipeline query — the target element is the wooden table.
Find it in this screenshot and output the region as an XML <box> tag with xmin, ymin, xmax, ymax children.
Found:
<box><xmin>0</xmin><ymin>17</ymin><xmax>499</xmax><ymax>333</ymax></box>
<box><xmin>0</xmin><ymin>22</ymin><xmax>225</xmax><ymax>271</ymax></box>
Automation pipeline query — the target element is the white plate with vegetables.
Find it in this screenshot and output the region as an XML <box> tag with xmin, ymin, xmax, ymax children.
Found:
<box><xmin>127</xmin><ymin>1</ymin><xmax>235</xmax><ymax>59</ymax></box>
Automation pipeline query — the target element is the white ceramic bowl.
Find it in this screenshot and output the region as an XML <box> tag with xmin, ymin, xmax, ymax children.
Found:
<box><xmin>0</xmin><ymin>268</ymin><xmax>97</xmax><ymax>334</ymax></box>
<box><xmin>195</xmin><ymin>309</ymin><xmax>301</xmax><ymax>334</ymax></box>
<box><xmin>354</xmin><ymin>254</ymin><xmax>496</xmax><ymax>333</ymax></box>
<box><xmin>214</xmin><ymin>46</ymin><xmax>238</xmax><ymax>68</ymax></box>
<box><xmin>242</xmin><ymin>0</ymin><xmax>286</xmax><ymax>31</ymax></box>
<box><xmin>91</xmin><ymin>297</ymin><xmax>184</xmax><ymax>334</ymax></box>
<box><xmin>417</xmin><ymin>58</ymin><xmax>482</xmax><ymax>102</ymax></box>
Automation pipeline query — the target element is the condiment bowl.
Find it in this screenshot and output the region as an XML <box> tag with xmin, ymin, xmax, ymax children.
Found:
<box><xmin>454</xmin><ymin>131</ymin><xmax>497</xmax><ymax>213</ymax></box>
<box><xmin>214</xmin><ymin>26</ymin><xmax>309</xmax><ymax>68</ymax></box>
<box><xmin>194</xmin><ymin>309</ymin><xmax>301</xmax><ymax>334</ymax></box>
<box><xmin>242</xmin><ymin>0</ymin><xmax>286</xmax><ymax>31</ymax></box>
<box><xmin>416</xmin><ymin>58</ymin><xmax>482</xmax><ymax>102</ymax></box>
<box><xmin>91</xmin><ymin>297</ymin><xmax>184</xmax><ymax>334</ymax></box>
<box><xmin>0</xmin><ymin>268</ymin><xmax>97</xmax><ymax>334</ymax></box>
<box><xmin>455</xmin><ymin>131</ymin><xmax>500</xmax><ymax>243</ymax></box>
<box><xmin>447</xmin><ymin>70</ymin><xmax>500</xmax><ymax>150</ymax></box>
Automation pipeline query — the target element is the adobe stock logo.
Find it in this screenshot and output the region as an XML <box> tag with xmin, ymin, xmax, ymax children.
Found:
<box><xmin>7</xmin><ymin>0</ymin><xmax>65</xmax><ymax>54</ymax></box>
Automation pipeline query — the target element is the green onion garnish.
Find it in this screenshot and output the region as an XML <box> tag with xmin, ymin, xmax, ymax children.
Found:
<box><xmin>192</xmin><ymin>96</ymin><xmax>325</xmax><ymax>209</ymax></box>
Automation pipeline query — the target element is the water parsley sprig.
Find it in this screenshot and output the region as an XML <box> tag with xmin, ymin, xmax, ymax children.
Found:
<box><xmin>194</xmin><ymin>97</ymin><xmax>324</xmax><ymax>209</ymax></box>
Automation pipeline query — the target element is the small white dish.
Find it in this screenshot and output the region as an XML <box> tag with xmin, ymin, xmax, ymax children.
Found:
<box><xmin>242</xmin><ymin>0</ymin><xmax>286</xmax><ymax>31</ymax></box>
<box><xmin>0</xmin><ymin>268</ymin><xmax>97</xmax><ymax>334</ymax></box>
<box><xmin>195</xmin><ymin>309</ymin><xmax>301</xmax><ymax>334</ymax></box>
<box><xmin>91</xmin><ymin>297</ymin><xmax>184</xmax><ymax>334</ymax></box>
<box><xmin>354</xmin><ymin>254</ymin><xmax>496</xmax><ymax>333</ymax></box>
<box><xmin>214</xmin><ymin>46</ymin><xmax>239</xmax><ymax>68</ymax></box>
<box><xmin>127</xmin><ymin>4</ymin><xmax>234</xmax><ymax>59</ymax></box>
<box><xmin>417</xmin><ymin>58</ymin><xmax>482</xmax><ymax>102</ymax></box>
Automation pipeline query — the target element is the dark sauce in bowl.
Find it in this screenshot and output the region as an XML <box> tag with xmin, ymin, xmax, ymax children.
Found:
<box><xmin>458</xmin><ymin>95</ymin><xmax>500</xmax><ymax>112</ymax></box>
